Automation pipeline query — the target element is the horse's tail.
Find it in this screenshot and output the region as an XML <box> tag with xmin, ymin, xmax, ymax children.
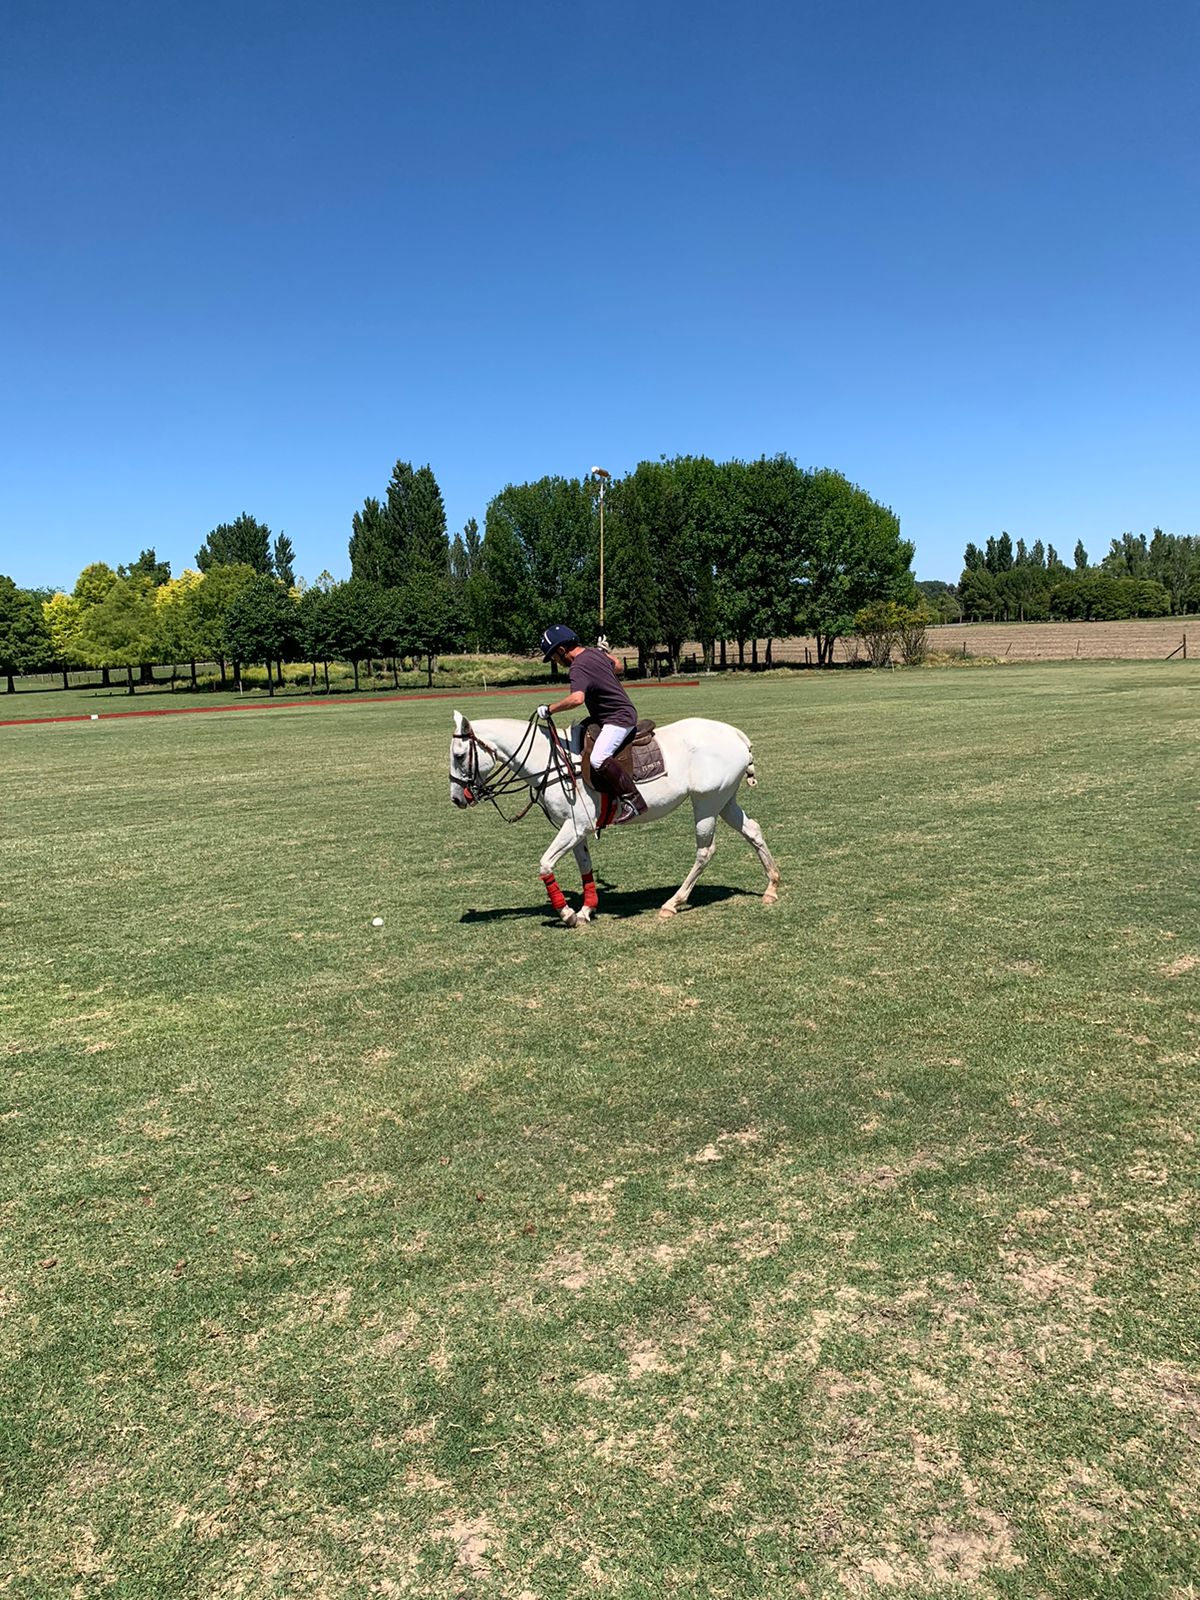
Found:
<box><xmin>737</xmin><ymin>728</ymin><xmax>758</xmax><ymax>787</ymax></box>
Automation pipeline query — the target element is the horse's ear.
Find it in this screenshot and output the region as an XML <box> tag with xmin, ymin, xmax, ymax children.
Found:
<box><xmin>453</xmin><ymin>710</ymin><xmax>469</xmax><ymax>737</ymax></box>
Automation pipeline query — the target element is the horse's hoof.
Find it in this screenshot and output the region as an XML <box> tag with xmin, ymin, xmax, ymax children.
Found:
<box><xmin>576</xmin><ymin>905</ymin><xmax>593</xmax><ymax>925</ymax></box>
<box><xmin>762</xmin><ymin>888</ymin><xmax>778</xmax><ymax>906</ymax></box>
<box><xmin>559</xmin><ymin>907</ymin><xmax>578</xmax><ymax>928</ymax></box>
<box><xmin>658</xmin><ymin>905</ymin><xmax>677</xmax><ymax>919</ymax></box>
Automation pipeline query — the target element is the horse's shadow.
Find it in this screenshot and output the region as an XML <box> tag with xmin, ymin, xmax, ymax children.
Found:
<box><xmin>459</xmin><ymin>882</ymin><xmax>755</xmax><ymax>924</ymax></box>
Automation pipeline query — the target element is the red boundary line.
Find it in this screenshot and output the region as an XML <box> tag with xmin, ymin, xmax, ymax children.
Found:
<box><xmin>0</xmin><ymin>679</ymin><xmax>701</xmax><ymax>730</ymax></box>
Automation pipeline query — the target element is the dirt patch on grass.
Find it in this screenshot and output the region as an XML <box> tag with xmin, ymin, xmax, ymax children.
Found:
<box><xmin>926</xmin><ymin>1509</ymin><xmax>1024</xmax><ymax>1581</ymax></box>
<box><xmin>438</xmin><ymin>1513</ymin><xmax>497</xmax><ymax>1580</ymax></box>
<box><xmin>1162</xmin><ymin>953</ymin><xmax>1199</xmax><ymax>978</ymax></box>
<box><xmin>626</xmin><ymin>1340</ymin><xmax>670</xmax><ymax>1379</ymax></box>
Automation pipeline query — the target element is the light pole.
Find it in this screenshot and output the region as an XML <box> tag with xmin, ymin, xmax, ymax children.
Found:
<box><xmin>590</xmin><ymin>466</ymin><xmax>610</xmax><ymax>630</ymax></box>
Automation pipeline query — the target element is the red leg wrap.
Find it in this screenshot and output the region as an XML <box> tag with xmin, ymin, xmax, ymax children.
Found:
<box><xmin>540</xmin><ymin>872</ymin><xmax>567</xmax><ymax>912</ymax></box>
<box><xmin>582</xmin><ymin>871</ymin><xmax>599</xmax><ymax>910</ymax></box>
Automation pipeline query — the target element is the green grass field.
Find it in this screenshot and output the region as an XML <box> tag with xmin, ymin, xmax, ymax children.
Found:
<box><xmin>2</xmin><ymin>665</ymin><xmax>1197</xmax><ymax>1598</ymax></box>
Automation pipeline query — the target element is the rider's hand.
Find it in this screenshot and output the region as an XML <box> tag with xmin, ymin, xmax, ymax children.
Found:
<box><xmin>537</xmin><ymin>704</ymin><xmax>551</xmax><ymax>720</ymax></box>
<box><xmin>596</xmin><ymin>634</ymin><xmax>610</xmax><ymax>651</ymax></box>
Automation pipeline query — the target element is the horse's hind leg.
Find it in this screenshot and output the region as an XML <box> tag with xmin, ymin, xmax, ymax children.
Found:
<box><xmin>719</xmin><ymin>798</ymin><xmax>780</xmax><ymax>905</ymax></box>
<box><xmin>659</xmin><ymin>807</ymin><xmax>718</xmax><ymax>919</ymax></box>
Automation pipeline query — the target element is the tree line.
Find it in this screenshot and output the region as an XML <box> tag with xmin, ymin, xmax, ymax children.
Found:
<box><xmin>0</xmin><ymin>455</ymin><xmax>916</xmax><ymax>691</ymax></box>
<box><xmin>952</xmin><ymin>530</ymin><xmax>1200</xmax><ymax>622</ymax></box>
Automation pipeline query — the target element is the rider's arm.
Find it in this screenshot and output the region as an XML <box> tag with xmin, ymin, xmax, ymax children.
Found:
<box><xmin>606</xmin><ymin>651</ymin><xmax>624</xmax><ymax>675</ymax></box>
<box><xmin>547</xmin><ymin>689</ymin><xmax>585</xmax><ymax>716</ymax></box>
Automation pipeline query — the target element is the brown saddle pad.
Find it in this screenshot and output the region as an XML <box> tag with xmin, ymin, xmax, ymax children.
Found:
<box><xmin>579</xmin><ymin>719</ymin><xmax>666</xmax><ymax>788</ymax></box>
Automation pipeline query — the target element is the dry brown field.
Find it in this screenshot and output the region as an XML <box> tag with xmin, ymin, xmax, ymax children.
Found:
<box><xmin>705</xmin><ymin>617</ymin><xmax>1195</xmax><ymax>666</ymax></box>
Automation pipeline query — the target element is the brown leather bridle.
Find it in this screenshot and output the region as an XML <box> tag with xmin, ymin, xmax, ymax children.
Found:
<box><xmin>450</xmin><ymin>714</ymin><xmax>578</xmax><ymax>823</ymax></box>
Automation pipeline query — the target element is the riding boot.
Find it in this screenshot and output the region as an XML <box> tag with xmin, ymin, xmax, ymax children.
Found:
<box><xmin>597</xmin><ymin>756</ymin><xmax>648</xmax><ymax>823</ymax></box>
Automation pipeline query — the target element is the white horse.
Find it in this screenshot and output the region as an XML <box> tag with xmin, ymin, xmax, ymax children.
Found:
<box><xmin>449</xmin><ymin>711</ymin><xmax>780</xmax><ymax>927</ymax></box>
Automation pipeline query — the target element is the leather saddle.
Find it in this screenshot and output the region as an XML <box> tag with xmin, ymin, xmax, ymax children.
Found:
<box><xmin>578</xmin><ymin>718</ymin><xmax>665</xmax><ymax>788</ymax></box>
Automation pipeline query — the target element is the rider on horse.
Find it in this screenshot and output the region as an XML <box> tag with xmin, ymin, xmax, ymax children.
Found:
<box><xmin>537</xmin><ymin>625</ymin><xmax>648</xmax><ymax>824</ymax></box>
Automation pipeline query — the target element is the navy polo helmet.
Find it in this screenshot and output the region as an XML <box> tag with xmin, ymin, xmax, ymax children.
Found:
<box><xmin>540</xmin><ymin>624</ymin><xmax>579</xmax><ymax>661</ymax></box>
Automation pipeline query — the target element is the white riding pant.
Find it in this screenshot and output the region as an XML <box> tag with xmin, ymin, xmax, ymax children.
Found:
<box><xmin>592</xmin><ymin>723</ymin><xmax>635</xmax><ymax>765</ymax></box>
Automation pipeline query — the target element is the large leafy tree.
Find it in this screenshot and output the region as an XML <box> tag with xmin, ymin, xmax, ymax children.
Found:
<box><xmin>791</xmin><ymin>470</ymin><xmax>915</xmax><ymax>665</ymax></box>
<box><xmin>296</xmin><ymin>586</ymin><xmax>338</xmax><ymax>691</ymax></box>
<box><xmin>324</xmin><ymin>580</ymin><xmax>385</xmax><ymax>691</ymax></box>
<box><xmin>75</xmin><ymin>577</ymin><xmax>161</xmax><ymax>694</ymax></box>
<box><xmin>603</xmin><ymin>472</ymin><xmax>660</xmax><ymax>669</ymax></box>
<box><xmin>481</xmin><ymin>476</ymin><xmax>597</xmax><ymax>653</ymax></box>
<box><xmin>728</xmin><ymin>456</ymin><xmax>810</xmax><ymax>662</ymax></box>
<box><xmin>182</xmin><ymin>563</ymin><xmax>258</xmax><ymax>685</ymax></box>
<box><xmin>223</xmin><ymin>577</ymin><xmax>298</xmax><ymax>695</ymax></box>
<box><xmin>42</xmin><ymin>591</ymin><xmax>86</xmax><ymax>685</ymax></box>
<box><xmin>476</xmin><ymin>507</ymin><xmax>534</xmax><ymax>652</ymax></box>
<box><xmin>197</xmin><ymin>514</ymin><xmax>274</xmax><ymax>575</ymax></box>
<box><xmin>0</xmin><ymin>577</ymin><xmax>52</xmax><ymax>692</ymax></box>
<box><xmin>73</xmin><ymin>562</ymin><xmax>119</xmax><ymax>608</ymax></box>
<box><xmin>608</xmin><ymin>460</ymin><xmax>698</xmax><ymax>668</ymax></box>
<box><xmin>393</xmin><ymin>568</ymin><xmax>465</xmax><ymax>686</ymax></box>
<box><xmin>155</xmin><ymin>571</ymin><xmax>205</xmax><ymax>684</ymax></box>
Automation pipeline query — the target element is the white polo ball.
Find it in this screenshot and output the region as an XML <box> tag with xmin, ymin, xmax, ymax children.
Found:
<box><xmin>371</xmin><ymin>917</ymin><xmax>384</xmax><ymax>928</ymax></box>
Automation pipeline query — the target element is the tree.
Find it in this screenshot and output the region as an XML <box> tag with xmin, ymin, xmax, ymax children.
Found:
<box><xmin>197</xmin><ymin>514</ymin><xmax>274</xmax><ymax>575</ymax></box>
<box><xmin>296</xmin><ymin>586</ymin><xmax>337</xmax><ymax>691</ymax></box>
<box><xmin>349</xmin><ymin>497</ymin><xmax>398</xmax><ymax>587</ymax></box>
<box><xmin>854</xmin><ymin>601</ymin><xmax>901</xmax><ymax>668</ymax></box>
<box><xmin>119</xmin><ymin>548</ymin><xmax>171</xmax><ymax>585</ymax></box>
<box><xmin>1073</xmin><ymin>539</ymin><xmax>1089</xmax><ymax>571</ymax></box>
<box><xmin>477</xmin><ymin>500</ymin><xmax>537</xmax><ymax>651</ymax></box>
<box><xmin>481</xmin><ymin>477</ymin><xmax>597</xmax><ymax>653</ymax></box>
<box><xmin>985</xmin><ymin>533</ymin><xmax>1014</xmax><ymax>574</ymax></box>
<box><xmin>324</xmin><ymin>580</ymin><xmax>384</xmax><ymax>691</ymax></box>
<box><xmin>155</xmin><ymin>570</ymin><xmax>206</xmax><ymax>685</ymax></box>
<box><xmin>1049</xmin><ymin>574</ymin><xmax>1170</xmax><ymax>620</ymax></box>
<box><xmin>791</xmin><ymin>469</ymin><xmax>915</xmax><ymax>665</ymax></box>
<box><xmin>42</xmin><ymin>591</ymin><xmax>86</xmax><ymax>687</ymax></box>
<box><xmin>351</xmin><ymin>461</ymin><xmax>450</xmax><ymax>588</ymax></box>
<box><xmin>0</xmin><ymin>577</ymin><xmax>52</xmax><ymax>692</ymax></box>
<box><xmin>406</xmin><ymin>465</ymin><xmax>450</xmax><ymax>572</ymax></box>
<box><xmin>916</xmin><ymin>580</ymin><xmax>961</xmax><ymax>623</ymax></box>
<box><xmin>604</xmin><ymin>471</ymin><xmax>661</xmax><ymax>669</ymax></box>
<box><xmin>73</xmin><ymin>562</ymin><xmax>119</xmax><ymax>608</ymax></box>
<box><xmin>223</xmin><ymin>577</ymin><xmax>298</xmax><ymax>695</ymax></box>
<box><xmin>450</xmin><ymin>519</ymin><xmax>487</xmax><ymax>652</ymax></box>
<box><xmin>273</xmin><ymin>534</ymin><xmax>296</xmax><ymax>589</ymax></box>
<box><xmin>183</xmin><ymin>563</ymin><xmax>258</xmax><ymax>686</ymax></box>
<box><xmin>76</xmin><ymin>577</ymin><xmax>161</xmax><ymax>694</ymax></box>
<box><xmin>959</xmin><ymin>567</ymin><xmax>1000</xmax><ymax>620</ymax></box>
<box><xmin>393</xmin><ymin>568</ymin><xmax>464</xmax><ymax>686</ymax></box>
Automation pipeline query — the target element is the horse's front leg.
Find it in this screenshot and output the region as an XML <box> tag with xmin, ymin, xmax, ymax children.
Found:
<box><xmin>572</xmin><ymin>837</ymin><xmax>599</xmax><ymax>924</ymax></box>
<box><xmin>539</xmin><ymin>817</ymin><xmax>586</xmax><ymax>928</ymax></box>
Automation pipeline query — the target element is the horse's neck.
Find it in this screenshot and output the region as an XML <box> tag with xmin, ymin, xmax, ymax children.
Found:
<box><xmin>480</xmin><ymin>719</ymin><xmax>546</xmax><ymax>778</ymax></box>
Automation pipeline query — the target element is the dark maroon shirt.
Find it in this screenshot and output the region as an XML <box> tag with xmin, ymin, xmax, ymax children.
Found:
<box><xmin>569</xmin><ymin>648</ymin><xmax>637</xmax><ymax>728</ymax></box>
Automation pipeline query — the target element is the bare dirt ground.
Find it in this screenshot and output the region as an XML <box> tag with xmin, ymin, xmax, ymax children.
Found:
<box><xmin>721</xmin><ymin>618</ymin><xmax>1195</xmax><ymax>666</ymax></box>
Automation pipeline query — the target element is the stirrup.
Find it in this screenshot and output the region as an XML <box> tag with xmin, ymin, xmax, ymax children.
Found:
<box><xmin>611</xmin><ymin>796</ymin><xmax>647</xmax><ymax>825</ymax></box>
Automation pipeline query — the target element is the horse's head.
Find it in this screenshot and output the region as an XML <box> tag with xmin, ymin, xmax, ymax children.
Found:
<box><xmin>449</xmin><ymin>711</ymin><xmax>496</xmax><ymax>808</ymax></box>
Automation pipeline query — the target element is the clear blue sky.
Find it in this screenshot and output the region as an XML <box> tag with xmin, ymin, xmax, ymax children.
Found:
<box><xmin>2</xmin><ymin>0</ymin><xmax>1196</xmax><ymax>590</ymax></box>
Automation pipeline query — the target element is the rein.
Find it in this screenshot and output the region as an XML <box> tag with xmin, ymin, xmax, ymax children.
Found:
<box><xmin>452</xmin><ymin>714</ymin><xmax>578</xmax><ymax>823</ymax></box>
